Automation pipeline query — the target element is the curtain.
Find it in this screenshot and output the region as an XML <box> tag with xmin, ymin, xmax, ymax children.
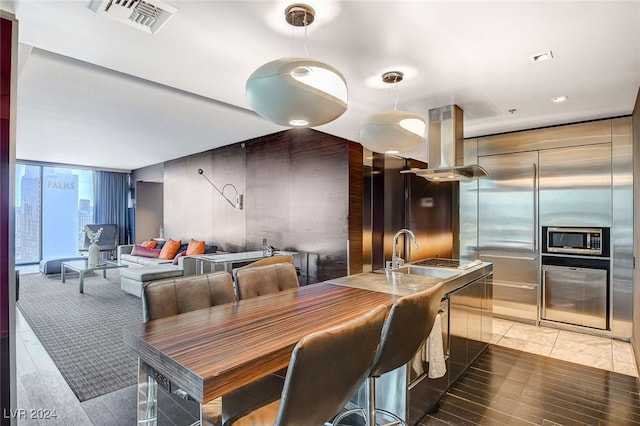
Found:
<box><xmin>93</xmin><ymin>171</ymin><xmax>130</xmax><ymax>246</ymax></box>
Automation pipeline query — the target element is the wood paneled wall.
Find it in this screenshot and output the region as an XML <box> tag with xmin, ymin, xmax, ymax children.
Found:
<box><xmin>162</xmin><ymin>129</ymin><xmax>362</xmax><ymax>284</ymax></box>
<box><xmin>368</xmin><ymin>154</ymin><xmax>455</xmax><ymax>271</ymax></box>
<box><xmin>407</xmin><ymin>158</ymin><xmax>454</xmax><ymax>260</ymax></box>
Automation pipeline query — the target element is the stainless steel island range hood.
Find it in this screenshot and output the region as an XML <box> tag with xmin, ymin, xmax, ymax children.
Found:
<box><xmin>402</xmin><ymin>105</ymin><xmax>488</xmax><ymax>181</ymax></box>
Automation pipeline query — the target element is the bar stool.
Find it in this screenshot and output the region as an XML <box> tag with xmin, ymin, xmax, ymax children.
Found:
<box><xmin>333</xmin><ymin>282</ymin><xmax>445</xmax><ymax>426</ymax></box>
<box><xmin>221</xmin><ymin>305</ymin><xmax>389</xmax><ymax>426</ymax></box>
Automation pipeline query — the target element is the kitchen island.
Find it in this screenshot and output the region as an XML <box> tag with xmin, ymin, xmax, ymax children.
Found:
<box><xmin>326</xmin><ymin>259</ymin><xmax>493</xmax><ymax>425</ymax></box>
<box><xmin>124</xmin><ymin>259</ymin><xmax>491</xmax><ymax>426</ymax></box>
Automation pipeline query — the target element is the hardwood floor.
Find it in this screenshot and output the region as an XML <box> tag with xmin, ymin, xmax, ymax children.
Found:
<box><xmin>420</xmin><ymin>345</ymin><xmax>640</xmax><ymax>425</ymax></box>
<box><xmin>16</xmin><ymin>302</ymin><xmax>640</xmax><ymax>425</ymax></box>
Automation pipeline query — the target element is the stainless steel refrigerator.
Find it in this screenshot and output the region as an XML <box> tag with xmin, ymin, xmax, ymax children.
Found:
<box><xmin>463</xmin><ymin>119</ymin><xmax>630</xmax><ymax>334</ymax></box>
<box><xmin>477</xmin><ymin>151</ymin><xmax>540</xmax><ymax>322</ymax></box>
<box><xmin>475</xmin><ymin>143</ymin><xmax>612</xmax><ymax>324</ymax></box>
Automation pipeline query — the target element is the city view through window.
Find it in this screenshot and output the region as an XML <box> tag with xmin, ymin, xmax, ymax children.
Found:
<box><xmin>15</xmin><ymin>164</ymin><xmax>94</xmax><ymax>265</ymax></box>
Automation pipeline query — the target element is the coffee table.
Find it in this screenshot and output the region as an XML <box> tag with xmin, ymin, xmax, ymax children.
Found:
<box><xmin>61</xmin><ymin>259</ymin><xmax>128</xmax><ymax>293</ymax></box>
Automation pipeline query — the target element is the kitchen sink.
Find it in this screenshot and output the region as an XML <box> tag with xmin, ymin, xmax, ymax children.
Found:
<box><xmin>392</xmin><ymin>265</ymin><xmax>460</xmax><ymax>279</ymax></box>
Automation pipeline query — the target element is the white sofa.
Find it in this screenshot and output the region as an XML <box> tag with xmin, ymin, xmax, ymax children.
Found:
<box><xmin>117</xmin><ymin>243</ymin><xmax>223</xmax><ymax>296</ymax></box>
<box><xmin>117</xmin><ymin>244</ymin><xmax>210</xmax><ymax>275</ymax></box>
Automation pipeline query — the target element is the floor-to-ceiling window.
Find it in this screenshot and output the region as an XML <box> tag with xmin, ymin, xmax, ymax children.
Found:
<box><xmin>15</xmin><ymin>163</ymin><xmax>93</xmax><ymax>265</ymax></box>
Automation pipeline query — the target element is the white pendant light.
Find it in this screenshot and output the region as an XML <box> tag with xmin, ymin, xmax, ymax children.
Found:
<box><xmin>246</xmin><ymin>4</ymin><xmax>348</xmax><ymax>127</ymax></box>
<box><xmin>360</xmin><ymin>71</ymin><xmax>426</xmax><ymax>154</ymax></box>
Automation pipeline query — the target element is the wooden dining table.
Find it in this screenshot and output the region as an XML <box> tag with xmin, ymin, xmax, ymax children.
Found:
<box><xmin>123</xmin><ymin>282</ymin><xmax>400</xmax><ymax>425</ymax></box>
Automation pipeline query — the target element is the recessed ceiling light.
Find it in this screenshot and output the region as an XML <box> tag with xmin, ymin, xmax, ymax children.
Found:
<box><xmin>551</xmin><ymin>96</ymin><xmax>569</xmax><ymax>103</ymax></box>
<box><xmin>529</xmin><ymin>50</ymin><xmax>554</xmax><ymax>63</ymax></box>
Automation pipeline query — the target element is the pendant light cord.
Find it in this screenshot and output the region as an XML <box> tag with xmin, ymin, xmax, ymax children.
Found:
<box><xmin>303</xmin><ymin>15</ymin><xmax>310</xmax><ymax>58</ymax></box>
<box><xmin>289</xmin><ymin>9</ymin><xmax>310</xmax><ymax>58</ymax></box>
<box><xmin>393</xmin><ymin>81</ymin><xmax>399</xmax><ymax>110</ymax></box>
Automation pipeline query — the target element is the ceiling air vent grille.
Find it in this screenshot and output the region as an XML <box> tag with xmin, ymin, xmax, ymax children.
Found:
<box><xmin>91</xmin><ymin>0</ymin><xmax>178</xmax><ymax>34</ymax></box>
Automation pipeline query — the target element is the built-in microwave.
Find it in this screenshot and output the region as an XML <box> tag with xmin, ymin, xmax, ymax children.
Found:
<box><xmin>542</xmin><ymin>226</ymin><xmax>609</xmax><ymax>257</ymax></box>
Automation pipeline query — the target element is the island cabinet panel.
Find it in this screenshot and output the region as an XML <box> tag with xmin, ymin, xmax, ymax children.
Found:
<box><xmin>448</xmin><ymin>275</ymin><xmax>490</xmax><ymax>385</ymax></box>
<box><xmin>407</xmin><ymin>275</ymin><xmax>492</xmax><ymax>424</ymax></box>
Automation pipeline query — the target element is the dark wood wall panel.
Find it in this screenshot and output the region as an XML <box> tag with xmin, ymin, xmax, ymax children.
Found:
<box><xmin>408</xmin><ymin>174</ymin><xmax>454</xmax><ymax>260</ymax></box>
<box><xmin>382</xmin><ymin>155</ymin><xmax>409</xmax><ymax>268</ymax></box>
<box><xmin>162</xmin><ymin>129</ymin><xmax>355</xmax><ymax>283</ymax></box>
<box><xmin>371</xmin><ymin>155</ymin><xmax>386</xmax><ymax>270</ymax></box>
<box><xmin>368</xmin><ymin>155</ymin><xmax>454</xmax><ymax>270</ymax></box>
<box><xmin>288</xmin><ymin>130</ymin><xmax>351</xmax><ymax>282</ymax></box>
<box><xmin>244</xmin><ymin>131</ymin><xmax>291</xmax><ymax>252</ymax></box>
<box><xmin>245</xmin><ymin>129</ymin><xmax>352</xmax><ymax>283</ymax></box>
<box><xmin>209</xmin><ymin>144</ymin><xmax>247</xmax><ymax>250</ymax></box>
<box><xmin>348</xmin><ymin>142</ymin><xmax>363</xmax><ymax>275</ymax></box>
<box><xmin>164</xmin><ymin>146</ymin><xmax>247</xmax><ymax>249</ymax></box>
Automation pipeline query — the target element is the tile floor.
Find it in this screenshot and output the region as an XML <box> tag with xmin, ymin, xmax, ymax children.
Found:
<box><xmin>491</xmin><ymin>317</ymin><xmax>639</xmax><ymax>377</ymax></box>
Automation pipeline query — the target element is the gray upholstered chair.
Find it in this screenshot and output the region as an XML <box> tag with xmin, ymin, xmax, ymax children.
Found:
<box><xmin>221</xmin><ymin>304</ymin><xmax>389</xmax><ymax>426</ymax></box>
<box><xmin>141</xmin><ymin>271</ymin><xmax>237</xmax><ymax>426</ymax></box>
<box><xmin>334</xmin><ymin>282</ymin><xmax>445</xmax><ymax>426</ymax></box>
<box><xmin>80</xmin><ymin>223</ymin><xmax>118</xmax><ymax>260</ymax></box>
<box><xmin>142</xmin><ymin>271</ymin><xmax>236</xmax><ymax>323</ymax></box>
<box><xmin>234</xmin><ymin>262</ymin><xmax>299</xmax><ymax>300</ymax></box>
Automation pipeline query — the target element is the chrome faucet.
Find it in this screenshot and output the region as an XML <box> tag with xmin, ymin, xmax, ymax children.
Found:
<box><xmin>387</xmin><ymin>228</ymin><xmax>420</xmax><ymax>270</ymax></box>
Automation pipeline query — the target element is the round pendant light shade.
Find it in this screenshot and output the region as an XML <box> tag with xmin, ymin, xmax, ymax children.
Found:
<box><xmin>360</xmin><ymin>110</ymin><xmax>426</xmax><ymax>154</ymax></box>
<box><xmin>246</xmin><ymin>57</ymin><xmax>348</xmax><ymax>127</ymax></box>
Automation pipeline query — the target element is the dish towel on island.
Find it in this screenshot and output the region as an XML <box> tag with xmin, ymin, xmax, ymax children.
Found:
<box><xmin>424</xmin><ymin>313</ymin><xmax>446</xmax><ymax>379</ymax></box>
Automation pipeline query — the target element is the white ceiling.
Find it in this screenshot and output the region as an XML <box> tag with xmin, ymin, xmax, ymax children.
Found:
<box><xmin>3</xmin><ymin>0</ymin><xmax>640</xmax><ymax>171</ymax></box>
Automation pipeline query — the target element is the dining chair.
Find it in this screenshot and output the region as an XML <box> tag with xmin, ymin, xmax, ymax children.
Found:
<box><xmin>333</xmin><ymin>282</ymin><xmax>445</xmax><ymax>426</ymax></box>
<box><xmin>234</xmin><ymin>262</ymin><xmax>299</xmax><ymax>300</ymax></box>
<box><xmin>221</xmin><ymin>304</ymin><xmax>389</xmax><ymax>426</ymax></box>
<box><xmin>142</xmin><ymin>271</ymin><xmax>236</xmax><ymax>322</ymax></box>
<box><xmin>141</xmin><ymin>271</ymin><xmax>236</xmax><ymax>426</ymax></box>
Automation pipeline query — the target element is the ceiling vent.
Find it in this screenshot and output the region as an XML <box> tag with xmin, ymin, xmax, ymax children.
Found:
<box><xmin>91</xmin><ymin>0</ymin><xmax>178</xmax><ymax>34</ymax></box>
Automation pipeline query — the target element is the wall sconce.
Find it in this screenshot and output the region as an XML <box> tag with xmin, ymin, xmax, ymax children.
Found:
<box><xmin>197</xmin><ymin>169</ymin><xmax>244</xmax><ymax>210</ymax></box>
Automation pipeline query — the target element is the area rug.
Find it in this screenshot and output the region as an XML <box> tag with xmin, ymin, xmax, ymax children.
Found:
<box><xmin>16</xmin><ymin>271</ymin><xmax>141</xmax><ymax>401</ymax></box>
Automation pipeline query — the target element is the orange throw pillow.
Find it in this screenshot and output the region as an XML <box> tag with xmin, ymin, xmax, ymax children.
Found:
<box><xmin>141</xmin><ymin>240</ymin><xmax>158</xmax><ymax>249</ymax></box>
<box><xmin>159</xmin><ymin>238</ymin><xmax>181</xmax><ymax>260</ymax></box>
<box><xmin>186</xmin><ymin>238</ymin><xmax>206</xmax><ymax>255</ymax></box>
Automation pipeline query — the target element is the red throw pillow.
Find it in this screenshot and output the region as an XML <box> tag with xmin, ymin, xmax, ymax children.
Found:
<box><xmin>159</xmin><ymin>238</ymin><xmax>181</xmax><ymax>260</ymax></box>
<box><xmin>131</xmin><ymin>244</ymin><xmax>161</xmax><ymax>258</ymax></box>
<box><xmin>141</xmin><ymin>240</ymin><xmax>158</xmax><ymax>249</ymax></box>
<box><xmin>186</xmin><ymin>238</ymin><xmax>206</xmax><ymax>255</ymax></box>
